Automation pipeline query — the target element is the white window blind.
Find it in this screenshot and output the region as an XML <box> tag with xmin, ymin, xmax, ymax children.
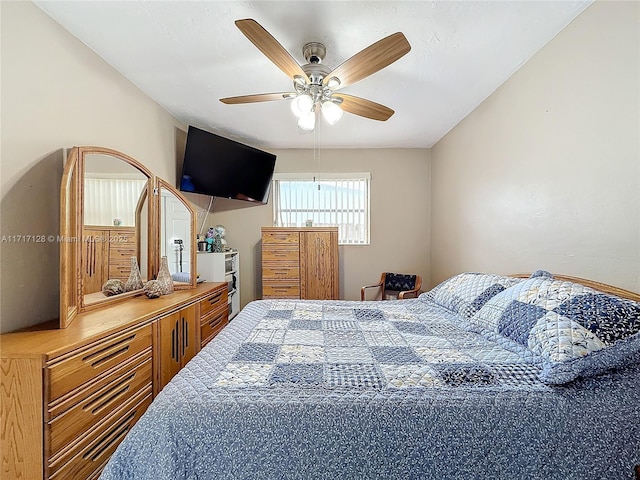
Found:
<box><xmin>272</xmin><ymin>172</ymin><xmax>370</xmax><ymax>245</ymax></box>
<box><xmin>84</xmin><ymin>176</ymin><xmax>147</xmax><ymax>226</ymax></box>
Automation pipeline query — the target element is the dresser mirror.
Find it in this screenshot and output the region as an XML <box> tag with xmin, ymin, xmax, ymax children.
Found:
<box><xmin>60</xmin><ymin>146</ymin><xmax>197</xmax><ymax>328</ymax></box>
<box><xmin>158</xmin><ymin>178</ymin><xmax>197</xmax><ymax>289</ymax></box>
<box><xmin>82</xmin><ymin>153</ymin><xmax>151</xmax><ymax>304</ymax></box>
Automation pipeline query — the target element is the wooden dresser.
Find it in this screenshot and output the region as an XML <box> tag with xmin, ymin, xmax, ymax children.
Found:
<box><xmin>261</xmin><ymin>227</ymin><xmax>339</xmax><ymax>300</ymax></box>
<box><xmin>0</xmin><ymin>282</ymin><xmax>227</xmax><ymax>480</ymax></box>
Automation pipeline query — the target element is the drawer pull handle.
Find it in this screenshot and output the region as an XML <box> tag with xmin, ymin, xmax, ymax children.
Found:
<box><xmin>176</xmin><ymin>320</ymin><xmax>180</xmax><ymax>360</ymax></box>
<box><xmin>208</xmin><ymin>313</ymin><xmax>225</xmax><ymax>327</ymax></box>
<box><xmin>82</xmin><ymin>334</ymin><xmax>136</xmax><ymax>364</ymax></box>
<box><xmin>88</xmin><ymin>346</ymin><xmax>131</xmax><ymax>369</ymax></box>
<box><xmin>83</xmin><ymin>374</ymin><xmax>135</xmax><ymax>415</ymax></box>
<box><xmin>87</xmin><ymin>384</ymin><xmax>131</xmax><ymax>415</ymax></box>
<box><xmin>182</xmin><ymin>318</ymin><xmax>188</xmax><ymax>356</ymax></box>
<box><xmin>173</xmin><ymin>320</ymin><xmax>179</xmax><ymax>362</ymax></box>
<box><xmin>83</xmin><ymin>411</ymin><xmax>136</xmax><ymax>462</ymax></box>
<box><xmin>208</xmin><ymin>293</ymin><xmax>223</xmax><ymax>305</ymax></box>
<box><xmin>171</xmin><ymin>328</ymin><xmax>175</xmax><ymax>361</ymax></box>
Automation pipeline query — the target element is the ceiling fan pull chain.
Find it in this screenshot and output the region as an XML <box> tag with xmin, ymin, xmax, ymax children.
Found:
<box><xmin>315</xmin><ymin>116</ymin><xmax>321</xmax><ymax>191</ymax></box>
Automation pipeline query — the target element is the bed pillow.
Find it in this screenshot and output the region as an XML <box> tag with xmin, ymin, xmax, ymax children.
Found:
<box><xmin>420</xmin><ymin>272</ymin><xmax>523</xmax><ymax>319</ymax></box>
<box><xmin>529</xmin><ymin>269</ymin><xmax>553</xmax><ymax>279</ymax></box>
<box><xmin>470</xmin><ymin>277</ymin><xmax>640</xmax><ymax>384</ymax></box>
<box><xmin>171</xmin><ymin>272</ymin><xmax>191</xmax><ymax>283</ymax></box>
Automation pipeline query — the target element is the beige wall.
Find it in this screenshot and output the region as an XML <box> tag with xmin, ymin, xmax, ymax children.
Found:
<box><xmin>204</xmin><ymin>148</ymin><xmax>431</xmax><ymax>306</ymax></box>
<box><xmin>430</xmin><ymin>1</ymin><xmax>640</xmax><ymax>292</ymax></box>
<box><xmin>0</xmin><ymin>2</ymin><xmax>184</xmax><ymax>332</ymax></box>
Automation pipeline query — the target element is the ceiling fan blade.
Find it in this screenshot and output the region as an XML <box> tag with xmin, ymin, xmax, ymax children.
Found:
<box><xmin>325</xmin><ymin>32</ymin><xmax>410</xmax><ymax>90</ymax></box>
<box><xmin>235</xmin><ymin>19</ymin><xmax>309</xmax><ymax>83</ymax></box>
<box><xmin>220</xmin><ymin>93</ymin><xmax>295</xmax><ymax>104</ymax></box>
<box><xmin>333</xmin><ymin>94</ymin><xmax>395</xmax><ymax>121</ymax></box>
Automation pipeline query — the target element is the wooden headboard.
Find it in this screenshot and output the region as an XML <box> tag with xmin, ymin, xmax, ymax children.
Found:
<box><xmin>510</xmin><ymin>273</ymin><xmax>640</xmax><ymax>302</ymax></box>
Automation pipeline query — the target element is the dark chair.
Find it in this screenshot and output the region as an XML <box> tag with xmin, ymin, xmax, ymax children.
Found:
<box><xmin>361</xmin><ymin>272</ymin><xmax>422</xmax><ymax>301</ymax></box>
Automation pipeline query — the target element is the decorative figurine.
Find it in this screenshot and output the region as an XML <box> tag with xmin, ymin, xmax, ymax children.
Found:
<box><xmin>143</xmin><ymin>280</ymin><xmax>163</xmax><ymax>298</ymax></box>
<box><xmin>102</xmin><ymin>279</ymin><xmax>124</xmax><ymax>297</ymax></box>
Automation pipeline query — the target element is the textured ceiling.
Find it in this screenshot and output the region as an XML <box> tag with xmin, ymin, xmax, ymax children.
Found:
<box><xmin>35</xmin><ymin>1</ymin><xmax>591</xmax><ymax>149</ymax></box>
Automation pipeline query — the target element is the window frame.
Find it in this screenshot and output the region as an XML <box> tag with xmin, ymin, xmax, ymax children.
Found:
<box><xmin>271</xmin><ymin>172</ymin><xmax>371</xmax><ymax>245</ymax></box>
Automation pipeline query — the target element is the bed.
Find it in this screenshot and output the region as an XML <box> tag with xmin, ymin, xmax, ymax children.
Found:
<box><xmin>100</xmin><ymin>272</ymin><xmax>640</xmax><ymax>480</ymax></box>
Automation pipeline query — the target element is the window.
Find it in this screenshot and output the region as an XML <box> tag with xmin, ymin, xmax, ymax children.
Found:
<box><xmin>84</xmin><ymin>175</ymin><xmax>147</xmax><ymax>226</ymax></box>
<box><xmin>272</xmin><ymin>172</ymin><xmax>370</xmax><ymax>245</ymax></box>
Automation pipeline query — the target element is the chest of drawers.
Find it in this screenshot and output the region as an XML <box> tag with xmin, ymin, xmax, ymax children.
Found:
<box><xmin>261</xmin><ymin>227</ymin><xmax>339</xmax><ymax>300</ymax></box>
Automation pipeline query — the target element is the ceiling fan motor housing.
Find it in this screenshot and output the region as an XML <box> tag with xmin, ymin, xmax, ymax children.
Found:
<box><xmin>303</xmin><ymin>42</ymin><xmax>326</xmax><ymax>64</ymax></box>
<box><xmin>302</xmin><ymin>63</ymin><xmax>331</xmax><ymax>86</ymax></box>
<box><xmin>301</xmin><ymin>42</ymin><xmax>331</xmax><ymax>88</ymax></box>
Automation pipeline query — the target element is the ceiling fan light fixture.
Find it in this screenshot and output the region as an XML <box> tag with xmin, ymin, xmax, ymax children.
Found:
<box><xmin>298</xmin><ymin>110</ymin><xmax>316</xmax><ymax>131</ymax></box>
<box><xmin>321</xmin><ymin>100</ymin><xmax>343</xmax><ymax>125</ymax></box>
<box><xmin>326</xmin><ymin>77</ymin><xmax>341</xmax><ymax>90</ymax></box>
<box><xmin>291</xmin><ymin>93</ymin><xmax>313</xmax><ymax>117</ymax></box>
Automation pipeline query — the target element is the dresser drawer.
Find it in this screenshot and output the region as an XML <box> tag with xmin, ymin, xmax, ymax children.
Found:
<box><xmin>199</xmin><ymin>286</ymin><xmax>228</xmax><ymax>317</ymax></box>
<box><xmin>262</xmin><ymin>246</ymin><xmax>300</xmax><ymax>263</ymax></box>
<box><xmin>109</xmin><ymin>240</ymin><xmax>136</xmax><ymax>255</ymax></box>
<box><xmin>47</xmin><ymin>350</ymin><xmax>152</xmax><ymax>458</ymax></box>
<box><xmin>262</xmin><ymin>231</ymin><xmax>299</xmax><ymax>245</ymax></box>
<box><xmin>108</xmin><ymin>245</ymin><xmax>136</xmax><ymax>264</ymax></box>
<box><xmin>263</xmin><ymin>284</ymin><xmax>300</xmax><ymax>299</ymax></box>
<box><xmin>107</xmin><ymin>231</ymin><xmax>136</xmax><ymax>262</ymax></box>
<box><xmin>48</xmin><ymin>391</ymin><xmax>152</xmax><ymax>480</ymax></box>
<box><xmin>108</xmin><ymin>264</ymin><xmax>131</xmax><ymax>280</ymax></box>
<box><xmin>47</xmin><ymin>324</ymin><xmax>152</xmax><ymax>402</ymax></box>
<box><xmin>201</xmin><ymin>304</ymin><xmax>228</xmax><ymax>347</ymax></box>
<box><xmin>262</xmin><ymin>263</ymin><xmax>299</xmax><ymax>280</ymax></box>
<box><xmin>108</xmin><ymin>228</ymin><xmax>136</xmax><ymax>239</ymax></box>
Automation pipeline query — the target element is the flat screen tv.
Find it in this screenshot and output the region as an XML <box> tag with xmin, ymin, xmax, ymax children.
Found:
<box><xmin>179</xmin><ymin>126</ymin><xmax>277</xmax><ymax>204</ymax></box>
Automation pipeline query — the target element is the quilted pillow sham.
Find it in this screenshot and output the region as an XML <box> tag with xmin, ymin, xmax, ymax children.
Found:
<box><xmin>421</xmin><ymin>272</ymin><xmax>523</xmax><ymax>319</ymax></box>
<box><xmin>470</xmin><ymin>277</ymin><xmax>640</xmax><ymax>384</ymax></box>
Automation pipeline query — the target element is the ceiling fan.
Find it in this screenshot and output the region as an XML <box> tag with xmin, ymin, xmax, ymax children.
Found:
<box><xmin>220</xmin><ymin>19</ymin><xmax>411</xmax><ymax>132</ymax></box>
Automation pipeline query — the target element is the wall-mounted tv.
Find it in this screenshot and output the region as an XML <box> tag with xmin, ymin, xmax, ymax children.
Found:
<box><xmin>179</xmin><ymin>126</ymin><xmax>277</xmax><ymax>204</ymax></box>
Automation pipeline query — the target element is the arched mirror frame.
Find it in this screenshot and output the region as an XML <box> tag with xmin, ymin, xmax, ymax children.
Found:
<box><xmin>156</xmin><ymin>178</ymin><xmax>197</xmax><ymax>291</ymax></box>
<box><xmin>60</xmin><ymin>146</ymin><xmax>197</xmax><ymax>328</ymax></box>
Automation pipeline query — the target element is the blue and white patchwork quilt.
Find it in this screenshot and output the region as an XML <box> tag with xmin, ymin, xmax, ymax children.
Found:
<box><xmin>101</xmin><ymin>277</ymin><xmax>640</xmax><ymax>480</ymax></box>
<box><xmin>211</xmin><ymin>300</ymin><xmax>545</xmax><ymax>392</ymax></box>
